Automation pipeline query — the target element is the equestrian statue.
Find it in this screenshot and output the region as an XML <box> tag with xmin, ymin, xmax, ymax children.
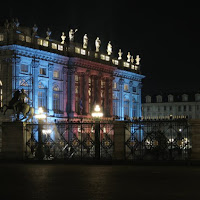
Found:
<box><xmin>1</xmin><ymin>89</ymin><xmax>34</xmax><ymax>121</ymax></box>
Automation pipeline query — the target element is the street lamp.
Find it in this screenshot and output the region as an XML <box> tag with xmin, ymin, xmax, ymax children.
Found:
<box><xmin>35</xmin><ymin>107</ymin><xmax>46</xmax><ymax>160</ymax></box>
<box><xmin>91</xmin><ymin>104</ymin><xmax>103</xmax><ymax>160</ymax></box>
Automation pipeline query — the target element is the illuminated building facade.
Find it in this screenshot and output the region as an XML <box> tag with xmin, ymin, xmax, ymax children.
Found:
<box><xmin>142</xmin><ymin>92</ymin><xmax>200</xmax><ymax>119</ymax></box>
<box><xmin>0</xmin><ymin>20</ymin><xmax>144</xmax><ymax>122</ymax></box>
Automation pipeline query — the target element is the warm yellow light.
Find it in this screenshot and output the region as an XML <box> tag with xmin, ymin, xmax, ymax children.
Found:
<box><xmin>91</xmin><ymin>105</ymin><xmax>103</xmax><ymax>118</ymax></box>
<box><xmin>35</xmin><ymin>107</ymin><xmax>46</xmax><ymax>119</ymax></box>
<box><xmin>94</xmin><ymin>105</ymin><xmax>101</xmax><ymax>112</ymax></box>
<box><xmin>91</xmin><ymin>112</ymin><xmax>103</xmax><ymax>117</ymax></box>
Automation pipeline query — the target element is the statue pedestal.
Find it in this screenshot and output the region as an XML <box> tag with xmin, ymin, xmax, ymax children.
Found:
<box><xmin>2</xmin><ymin>122</ymin><xmax>25</xmax><ymax>160</ymax></box>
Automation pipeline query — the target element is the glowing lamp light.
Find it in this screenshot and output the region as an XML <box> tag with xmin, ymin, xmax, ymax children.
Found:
<box><xmin>91</xmin><ymin>105</ymin><xmax>103</xmax><ymax>118</ymax></box>
<box><xmin>35</xmin><ymin>107</ymin><xmax>47</xmax><ymax>119</ymax></box>
<box><xmin>42</xmin><ymin>129</ymin><xmax>52</xmax><ymax>134</ymax></box>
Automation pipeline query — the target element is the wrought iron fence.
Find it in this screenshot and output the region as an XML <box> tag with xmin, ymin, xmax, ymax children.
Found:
<box><xmin>125</xmin><ymin>119</ymin><xmax>191</xmax><ymax>161</ymax></box>
<box><xmin>25</xmin><ymin>121</ymin><xmax>114</xmax><ymax>160</ymax></box>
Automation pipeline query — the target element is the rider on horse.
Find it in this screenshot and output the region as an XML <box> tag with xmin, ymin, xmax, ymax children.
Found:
<box><xmin>13</xmin><ymin>89</ymin><xmax>31</xmax><ymax>112</ymax></box>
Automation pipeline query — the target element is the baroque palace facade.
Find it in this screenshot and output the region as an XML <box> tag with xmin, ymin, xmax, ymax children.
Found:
<box><xmin>0</xmin><ymin>19</ymin><xmax>144</xmax><ymax>122</ymax></box>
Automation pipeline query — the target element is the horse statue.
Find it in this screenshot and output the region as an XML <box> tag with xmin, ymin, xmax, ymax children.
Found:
<box><xmin>1</xmin><ymin>89</ymin><xmax>34</xmax><ymax>121</ymax></box>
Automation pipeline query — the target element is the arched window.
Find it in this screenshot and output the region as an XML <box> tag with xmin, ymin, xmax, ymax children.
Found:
<box><xmin>0</xmin><ymin>80</ymin><xmax>2</xmax><ymax>107</ymax></box>
<box><xmin>38</xmin><ymin>81</ymin><xmax>47</xmax><ymax>110</ymax></box>
<box><xmin>53</xmin><ymin>85</ymin><xmax>60</xmax><ymax>113</ymax></box>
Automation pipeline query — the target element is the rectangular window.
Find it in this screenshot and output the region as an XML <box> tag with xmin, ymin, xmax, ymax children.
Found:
<box><xmin>26</xmin><ymin>36</ymin><xmax>31</xmax><ymax>43</ymax></box>
<box><xmin>38</xmin><ymin>91</ymin><xmax>46</xmax><ymax>109</ymax></box>
<box><xmin>124</xmin><ymin>84</ymin><xmax>129</xmax><ymax>91</ymax></box>
<box><xmin>52</xmin><ymin>43</ymin><xmax>57</xmax><ymax>50</ymax></box>
<box><xmin>40</xmin><ymin>68</ymin><xmax>46</xmax><ymax>76</ymax></box>
<box><xmin>58</xmin><ymin>45</ymin><xmax>63</xmax><ymax>51</ymax></box>
<box><xmin>133</xmin><ymin>87</ymin><xmax>137</xmax><ymax>93</ymax></box>
<box><xmin>53</xmin><ymin>70</ymin><xmax>59</xmax><ymax>79</ymax></box>
<box><xmin>53</xmin><ymin>93</ymin><xmax>60</xmax><ymax>112</ymax></box>
<box><xmin>113</xmin><ymin>82</ymin><xmax>117</xmax><ymax>89</ymax></box>
<box><xmin>178</xmin><ymin>106</ymin><xmax>181</xmax><ymax>112</ymax></box>
<box><xmin>19</xmin><ymin>34</ymin><xmax>25</xmax><ymax>41</ymax></box>
<box><xmin>0</xmin><ymin>34</ymin><xmax>4</xmax><ymax>41</ymax></box>
<box><xmin>20</xmin><ymin>64</ymin><xmax>29</xmax><ymax>73</ymax></box>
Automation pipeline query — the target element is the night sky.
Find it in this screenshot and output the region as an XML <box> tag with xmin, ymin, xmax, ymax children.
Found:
<box><xmin>1</xmin><ymin>3</ymin><xmax>200</xmax><ymax>95</ymax></box>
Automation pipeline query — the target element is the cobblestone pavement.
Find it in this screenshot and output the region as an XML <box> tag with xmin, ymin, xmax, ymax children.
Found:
<box><xmin>0</xmin><ymin>163</ymin><xmax>200</xmax><ymax>200</ymax></box>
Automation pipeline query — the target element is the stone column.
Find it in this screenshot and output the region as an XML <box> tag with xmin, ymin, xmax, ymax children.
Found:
<box><xmin>32</xmin><ymin>59</ymin><xmax>39</xmax><ymax>112</ymax></box>
<box><xmin>63</xmin><ymin>67</ymin><xmax>68</xmax><ymax>117</ymax></box>
<box><xmin>2</xmin><ymin>122</ymin><xmax>25</xmax><ymax>160</ymax></box>
<box><xmin>83</xmin><ymin>71</ymin><xmax>89</xmax><ymax>115</ymax></box>
<box><xmin>119</xmin><ymin>78</ymin><xmax>124</xmax><ymax>120</ymax></box>
<box><xmin>113</xmin><ymin>121</ymin><xmax>125</xmax><ymax>160</ymax></box>
<box><xmin>189</xmin><ymin>120</ymin><xmax>200</xmax><ymax>160</ymax></box>
<box><xmin>138</xmin><ymin>82</ymin><xmax>142</xmax><ymax>117</ymax></box>
<box><xmin>108</xmin><ymin>77</ymin><xmax>113</xmax><ymax>117</ymax></box>
<box><xmin>48</xmin><ymin>63</ymin><xmax>53</xmax><ymax>115</ymax></box>
<box><xmin>67</xmin><ymin>68</ymin><xmax>76</xmax><ymax>117</ymax></box>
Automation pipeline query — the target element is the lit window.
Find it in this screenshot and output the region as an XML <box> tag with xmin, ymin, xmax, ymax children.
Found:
<box><xmin>75</xmin><ymin>47</ymin><xmax>80</xmax><ymax>54</ymax></box>
<box><xmin>81</xmin><ymin>49</ymin><xmax>86</xmax><ymax>55</ymax></box>
<box><xmin>52</xmin><ymin>43</ymin><xmax>57</xmax><ymax>49</ymax></box>
<box><xmin>113</xmin><ymin>82</ymin><xmax>117</xmax><ymax>89</ymax></box>
<box><xmin>37</xmin><ymin>39</ymin><xmax>43</xmax><ymax>45</ymax></box>
<box><xmin>0</xmin><ymin>34</ymin><xmax>4</xmax><ymax>41</ymax></box>
<box><xmin>43</xmin><ymin>40</ymin><xmax>48</xmax><ymax>47</ymax></box>
<box><xmin>124</xmin><ymin>84</ymin><xmax>129</xmax><ymax>91</ymax></box>
<box><xmin>112</xmin><ymin>59</ymin><xmax>119</xmax><ymax>65</ymax></box>
<box><xmin>40</xmin><ymin>68</ymin><xmax>46</xmax><ymax>76</ymax></box>
<box><xmin>26</xmin><ymin>36</ymin><xmax>31</xmax><ymax>43</ymax></box>
<box><xmin>19</xmin><ymin>34</ymin><xmax>25</xmax><ymax>41</ymax></box>
<box><xmin>53</xmin><ymin>70</ymin><xmax>59</xmax><ymax>79</ymax></box>
<box><xmin>100</xmin><ymin>54</ymin><xmax>105</xmax><ymax>60</ymax></box>
<box><xmin>123</xmin><ymin>62</ymin><xmax>130</xmax><ymax>68</ymax></box>
<box><xmin>20</xmin><ymin>64</ymin><xmax>28</xmax><ymax>73</ymax></box>
<box><xmin>58</xmin><ymin>45</ymin><xmax>63</xmax><ymax>51</ymax></box>
<box><xmin>0</xmin><ymin>80</ymin><xmax>2</xmax><ymax>107</ymax></box>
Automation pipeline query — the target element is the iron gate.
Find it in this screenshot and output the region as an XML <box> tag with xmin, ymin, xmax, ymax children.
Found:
<box><xmin>125</xmin><ymin>119</ymin><xmax>191</xmax><ymax>161</ymax></box>
<box><xmin>25</xmin><ymin>121</ymin><xmax>114</xmax><ymax>160</ymax></box>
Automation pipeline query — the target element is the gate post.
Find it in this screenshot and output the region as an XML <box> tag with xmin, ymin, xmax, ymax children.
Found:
<box><xmin>2</xmin><ymin>122</ymin><xmax>26</xmax><ymax>160</ymax></box>
<box><xmin>189</xmin><ymin>120</ymin><xmax>200</xmax><ymax>160</ymax></box>
<box><xmin>113</xmin><ymin>121</ymin><xmax>125</xmax><ymax>160</ymax></box>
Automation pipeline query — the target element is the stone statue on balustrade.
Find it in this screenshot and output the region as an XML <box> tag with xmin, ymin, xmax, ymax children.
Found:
<box><xmin>46</xmin><ymin>28</ymin><xmax>51</xmax><ymax>40</ymax></box>
<box><xmin>95</xmin><ymin>37</ymin><xmax>101</xmax><ymax>52</ymax></box>
<box><xmin>83</xmin><ymin>34</ymin><xmax>88</xmax><ymax>49</ymax></box>
<box><xmin>135</xmin><ymin>55</ymin><xmax>141</xmax><ymax>65</ymax></box>
<box><xmin>1</xmin><ymin>89</ymin><xmax>34</xmax><ymax>121</ymax></box>
<box><xmin>107</xmin><ymin>41</ymin><xmax>112</xmax><ymax>55</ymax></box>
<box><xmin>69</xmin><ymin>29</ymin><xmax>78</xmax><ymax>42</ymax></box>
<box><xmin>61</xmin><ymin>32</ymin><xmax>66</xmax><ymax>44</ymax></box>
<box><xmin>118</xmin><ymin>49</ymin><xmax>123</xmax><ymax>60</ymax></box>
<box><xmin>32</xmin><ymin>24</ymin><xmax>38</xmax><ymax>36</ymax></box>
<box><xmin>127</xmin><ymin>52</ymin><xmax>131</xmax><ymax>62</ymax></box>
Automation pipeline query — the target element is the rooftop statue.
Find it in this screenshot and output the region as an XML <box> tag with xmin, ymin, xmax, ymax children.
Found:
<box><xmin>83</xmin><ymin>34</ymin><xmax>88</xmax><ymax>49</ymax></box>
<box><xmin>118</xmin><ymin>49</ymin><xmax>123</xmax><ymax>60</ymax></box>
<box><xmin>127</xmin><ymin>52</ymin><xmax>131</xmax><ymax>62</ymax></box>
<box><xmin>107</xmin><ymin>41</ymin><xmax>112</xmax><ymax>55</ymax></box>
<box><xmin>95</xmin><ymin>37</ymin><xmax>101</xmax><ymax>52</ymax></box>
<box><xmin>46</xmin><ymin>28</ymin><xmax>51</xmax><ymax>40</ymax></box>
<box><xmin>131</xmin><ymin>56</ymin><xmax>134</xmax><ymax>64</ymax></box>
<box><xmin>135</xmin><ymin>55</ymin><xmax>141</xmax><ymax>65</ymax></box>
<box><xmin>32</xmin><ymin>24</ymin><xmax>38</xmax><ymax>36</ymax></box>
<box><xmin>61</xmin><ymin>32</ymin><xmax>66</xmax><ymax>44</ymax></box>
<box><xmin>69</xmin><ymin>29</ymin><xmax>78</xmax><ymax>42</ymax></box>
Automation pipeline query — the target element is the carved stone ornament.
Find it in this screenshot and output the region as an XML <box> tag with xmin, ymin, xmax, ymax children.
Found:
<box><xmin>61</xmin><ymin>32</ymin><xmax>66</xmax><ymax>44</ymax></box>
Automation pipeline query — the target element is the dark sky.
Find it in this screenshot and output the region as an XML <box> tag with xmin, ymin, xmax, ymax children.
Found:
<box><xmin>1</xmin><ymin>3</ymin><xmax>200</xmax><ymax>94</ymax></box>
